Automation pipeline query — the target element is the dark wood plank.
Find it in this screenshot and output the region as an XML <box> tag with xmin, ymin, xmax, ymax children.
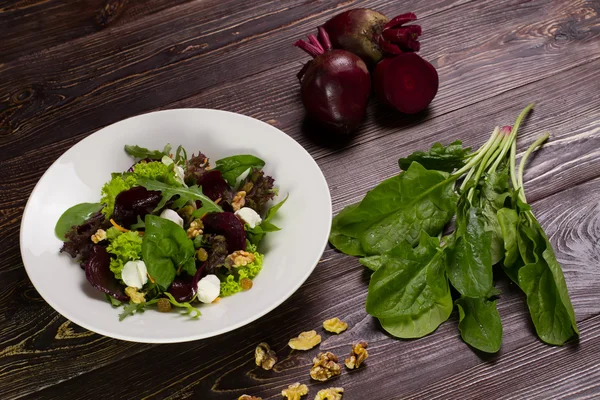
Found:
<box><xmin>404</xmin><ymin>314</ymin><xmax>600</xmax><ymax>399</ymax></box>
<box><xmin>0</xmin><ymin>0</ymin><xmax>193</xmax><ymax>63</ymax></box>
<box><xmin>5</xmin><ymin>0</ymin><xmax>557</xmax><ymax>162</ymax></box>
<box><xmin>20</xmin><ymin>176</ymin><xmax>600</xmax><ymax>399</ymax></box>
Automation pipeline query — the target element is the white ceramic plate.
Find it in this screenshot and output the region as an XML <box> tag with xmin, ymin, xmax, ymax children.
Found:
<box><xmin>20</xmin><ymin>109</ymin><xmax>331</xmax><ymax>343</ymax></box>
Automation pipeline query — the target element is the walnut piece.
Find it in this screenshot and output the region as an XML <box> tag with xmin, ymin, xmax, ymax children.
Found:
<box><xmin>282</xmin><ymin>382</ymin><xmax>309</xmax><ymax>400</ymax></box>
<box><xmin>232</xmin><ymin>190</ymin><xmax>247</xmax><ymax>211</ymax></box>
<box><xmin>323</xmin><ymin>318</ymin><xmax>348</xmax><ymax>334</ymax></box>
<box><xmin>91</xmin><ymin>229</ymin><xmax>107</xmax><ymax>243</ymax></box>
<box><xmin>314</xmin><ymin>387</ymin><xmax>344</xmax><ymax>400</ymax></box>
<box><xmin>186</xmin><ymin>218</ymin><xmax>204</xmax><ymax>239</ymax></box>
<box><xmin>310</xmin><ymin>352</ymin><xmax>341</xmax><ymax>381</ymax></box>
<box><xmin>125</xmin><ymin>287</ymin><xmax>145</xmax><ymax>304</ymax></box>
<box><xmin>238</xmin><ymin>395</ymin><xmax>261</xmax><ymax>400</ymax></box>
<box><xmin>226</xmin><ymin>250</ymin><xmax>256</xmax><ymax>267</ymax></box>
<box><xmin>255</xmin><ymin>342</ymin><xmax>277</xmax><ymax>370</ymax></box>
<box><xmin>288</xmin><ymin>330</ymin><xmax>322</xmax><ymax>351</ymax></box>
<box><xmin>344</xmin><ymin>341</ymin><xmax>368</xmax><ymax>369</ymax></box>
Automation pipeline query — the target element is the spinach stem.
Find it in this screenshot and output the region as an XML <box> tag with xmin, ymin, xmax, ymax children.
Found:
<box><xmin>510</xmin><ymin>140</ymin><xmax>518</xmax><ymax>190</ymax></box>
<box><xmin>517</xmin><ymin>133</ymin><xmax>549</xmax><ymax>203</ymax></box>
<box><xmin>490</xmin><ymin>103</ymin><xmax>535</xmax><ymax>172</ymax></box>
<box><xmin>468</xmin><ymin>127</ymin><xmax>503</xmax><ymax>202</ymax></box>
<box><xmin>453</xmin><ymin>129</ymin><xmax>500</xmax><ymax>179</ymax></box>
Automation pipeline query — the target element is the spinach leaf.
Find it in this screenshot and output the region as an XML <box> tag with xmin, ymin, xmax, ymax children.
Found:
<box><xmin>55</xmin><ymin>202</ymin><xmax>104</xmax><ymax>241</ymax></box>
<box><xmin>329</xmin><ymin>204</ymin><xmax>366</xmax><ymax>256</ymax></box>
<box><xmin>456</xmin><ymin>297</ymin><xmax>502</xmax><ymax>353</ymax></box>
<box><xmin>497</xmin><ymin>208</ymin><xmax>519</xmax><ymax>269</ymax></box>
<box><xmin>214</xmin><ymin>155</ymin><xmax>265</xmax><ymax>186</ymax></box>
<box><xmin>517</xmin><ymin>214</ymin><xmax>579</xmax><ymax>345</ymax></box>
<box><xmin>398</xmin><ymin>141</ymin><xmax>470</xmax><ymax>172</ymax></box>
<box><xmin>379</xmin><ymin>289</ymin><xmax>453</xmax><ymax>339</ymax></box>
<box><xmin>359</xmin><ymin>255</ymin><xmax>384</xmax><ymax>271</ymax></box>
<box><xmin>245</xmin><ymin>195</ymin><xmax>287</xmax><ymax>245</ymax></box>
<box><xmin>124</xmin><ymin>144</ymin><xmax>171</xmax><ymax>160</ymax></box>
<box><xmin>331</xmin><ymin>162</ymin><xmax>458</xmax><ymax>255</ymax></box>
<box><xmin>477</xmin><ymin>170</ymin><xmax>511</xmax><ymax>265</ymax></box>
<box><xmin>447</xmin><ymin>199</ymin><xmax>493</xmax><ymax>297</ymax></box>
<box><xmin>142</xmin><ymin>215</ymin><xmax>196</xmax><ymax>291</ymax></box>
<box><xmin>366</xmin><ymin>232</ymin><xmax>449</xmax><ymax>319</ymax></box>
<box><xmin>136</xmin><ymin>177</ymin><xmax>222</xmax><ymax>215</ymax></box>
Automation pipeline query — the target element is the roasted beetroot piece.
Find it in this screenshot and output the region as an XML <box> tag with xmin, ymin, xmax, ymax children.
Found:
<box><xmin>324</xmin><ymin>9</ymin><xmax>421</xmax><ymax>66</ymax></box>
<box><xmin>85</xmin><ymin>245</ymin><xmax>129</xmax><ymax>301</ymax></box>
<box><xmin>195</xmin><ymin>170</ymin><xmax>231</xmax><ymax>201</ymax></box>
<box><xmin>295</xmin><ymin>27</ymin><xmax>371</xmax><ymax>135</ymax></box>
<box><xmin>374</xmin><ymin>52</ymin><xmax>438</xmax><ymax>114</ymax></box>
<box><xmin>168</xmin><ymin>278</ymin><xmax>196</xmax><ymax>302</ymax></box>
<box><xmin>202</xmin><ymin>212</ymin><xmax>246</xmax><ymax>252</ymax></box>
<box><xmin>61</xmin><ymin>211</ymin><xmax>109</xmax><ymax>263</ymax></box>
<box><xmin>112</xmin><ymin>186</ymin><xmax>162</xmax><ymax>227</ymax></box>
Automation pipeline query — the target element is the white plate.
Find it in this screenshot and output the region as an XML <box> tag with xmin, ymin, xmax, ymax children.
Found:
<box><xmin>20</xmin><ymin>109</ymin><xmax>332</xmax><ymax>343</ymax></box>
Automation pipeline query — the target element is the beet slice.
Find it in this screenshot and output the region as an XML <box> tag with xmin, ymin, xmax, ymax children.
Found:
<box><xmin>374</xmin><ymin>52</ymin><xmax>438</xmax><ymax>114</ymax></box>
<box><xmin>85</xmin><ymin>245</ymin><xmax>129</xmax><ymax>302</ymax></box>
<box><xmin>112</xmin><ymin>186</ymin><xmax>162</xmax><ymax>227</ymax></box>
<box><xmin>202</xmin><ymin>212</ymin><xmax>246</xmax><ymax>251</ymax></box>
<box><xmin>195</xmin><ymin>170</ymin><xmax>231</xmax><ymax>201</ymax></box>
<box><xmin>168</xmin><ymin>278</ymin><xmax>196</xmax><ymax>303</ymax></box>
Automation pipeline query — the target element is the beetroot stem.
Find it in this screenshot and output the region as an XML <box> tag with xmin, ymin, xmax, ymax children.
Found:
<box><xmin>317</xmin><ymin>26</ymin><xmax>332</xmax><ymax>51</ymax></box>
<box><xmin>294</xmin><ymin>40</ymin><xmax>322</xmax><ymax>58</ymax></box>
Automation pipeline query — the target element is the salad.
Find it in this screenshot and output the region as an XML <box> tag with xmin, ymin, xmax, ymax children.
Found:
<box><xmin>54</xmin><ymin>144</ymin><xmax>286</xmax><ymax>320</ymax></box>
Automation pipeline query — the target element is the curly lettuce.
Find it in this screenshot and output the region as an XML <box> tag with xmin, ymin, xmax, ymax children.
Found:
<box><xmin>100</xmin><ymin>174</ymin><xmax>137</xmax><ymax>218</ymax></box>
<box><xmin>219</xmin><ymin>243</ymin><xmax>264</xmax><ymax>297</ymax></box>
<box><xmin>133</xmin><ymin>161</ymin><xmax>173</xmax><ymax>182</ymax></box>
<box><xmin>106</xmin><ymin>231</ymin><xmax>143</xmax><ymax>280</ymax></box>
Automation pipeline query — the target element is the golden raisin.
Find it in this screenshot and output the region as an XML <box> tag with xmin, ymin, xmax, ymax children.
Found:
<box><xmin>197</xmin><ymin>248</ymin><xmax>208</xmax><ymax>262</ymax></box>
<box><xmin>241</xmin><ymin>278</ymin><xmax>253</xmax><ymax>290</ymax></box>
<box><xmin>157</xmin><ymin>298</ymin><xmax>172</xmax><ymax>313</ymax></box>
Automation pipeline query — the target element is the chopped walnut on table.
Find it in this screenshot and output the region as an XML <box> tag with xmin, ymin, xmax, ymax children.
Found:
<box><xmin>310</xmin><ymin>352</ymin><xmax>341</xmax><ymax>381</ymax></box>
<box><xmin>186</xmin><ymin>218</ymin><xmax>204</xmax><ymax>239</ymax></box>
<box><xmin>91</xmin><ymin>228</ymin><xmax>107</xmax><ymax>243</ymax></box>
<box><xmin>282</xmin><ymin>382</ymin><xmax>309</xmax><ymax>400</ymax></box>
<box><xmin>226</xmin><ymin>250</ymin><xmax>256</xmax><ymax>267</ymax></box>
<box><xmin>232</xmin><ymin>190</ymin><xmax>247</xmax><ymax>211</ymax></box>
<box><xmin>255</xmin><ymin>342</ymin><xmax>277</xmax><ymax>370</ymax></box>
<box><xmin>323</xmin><ymin>317</ymin><xmax>348</xmax><ymax>334</ymax></box>
<box><xmin>238</xmin><ymin>395</ymin><xmax>261</xmax><ymax>400</ymax></box>
<box><xmin>344</xmin><ymin>341</ymin><xmax>368</xmax><ymax>369</ymax></box>
<box><xmin>288</xmin><ymin>330</ymin><xmax>322</xmax><ymax>351</ymax></box>
<box><xmin>314</xmin><ymin>387</ymin><xmax>344</xmax><ymax>400</ymax></box>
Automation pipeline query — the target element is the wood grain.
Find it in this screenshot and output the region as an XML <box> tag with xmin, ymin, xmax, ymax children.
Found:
<box><xmin>0</xmin><ymin>0</ymin><xmax>193</xmax><ymax>62</ymax></box>
<box><xmin>20</xmin><ymin>176</ymin><xmax>600</xmax><ymax>399</ymax></box>
<box><xmin>1</xmin><ymin>0</ymin><xmax>599</xmax><ymax>398</ymax></box>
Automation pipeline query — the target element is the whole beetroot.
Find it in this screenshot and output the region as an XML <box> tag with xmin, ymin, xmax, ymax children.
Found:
<box><xmin>295</xmin><ymin>27</ymin><xmax>371</xmax><ymax>135</ymax></box>
<box><xmin>323</xmin><ymin>9</ymin><xmax>422</xmax><ymax>67</ymax></box>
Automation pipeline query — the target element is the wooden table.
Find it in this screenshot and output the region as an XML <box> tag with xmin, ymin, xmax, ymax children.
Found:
<box><xmin>1</xmin><ymin>0</ymin><xmax>599</xmax><ymax>399</ymax></box>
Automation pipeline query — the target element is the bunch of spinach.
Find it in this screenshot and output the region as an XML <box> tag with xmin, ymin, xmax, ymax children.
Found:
<box><xmin>330</xmin><ymin>103</ymin><xmax>579</xmax><ymax>353</ymax></box>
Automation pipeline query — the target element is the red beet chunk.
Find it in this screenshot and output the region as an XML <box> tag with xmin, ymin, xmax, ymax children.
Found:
<box><xmin>112</xmin><ymin>186</ymin><xmax>162</xmax><ymax>227</ymax></box>
<box><xmin>168</xmin><ymin>278</ymin><xmax>196</xmax><ymax>302</ymax></box>
<box><xmin>374</xmin><ymin>53</ymin><xmax>438</xmax><ymax>114</ymax></box>
<box><xmin>202</xmin><ymin>212</ymin><xmax>246</xmax><ymax>252</ymax></box>
<box><xmin>196</xmin><ymin>170</ymin><xmax>231</xmax><ymax>201</ymax></box>
<box><xmin>85</xmin><ymin>245</ymin><xmax>129</xmax><ymax>302</ymax></box>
